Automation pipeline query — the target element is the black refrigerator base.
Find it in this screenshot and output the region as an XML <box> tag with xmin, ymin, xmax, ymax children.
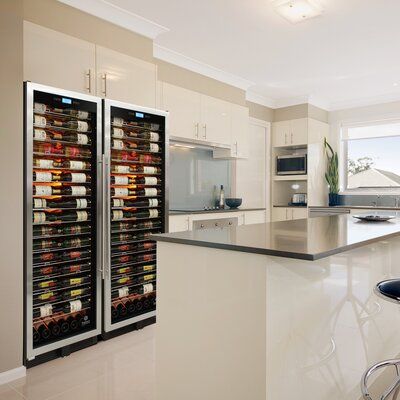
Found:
<box><xmin>25</xmin><ymin>336</ymin><xmax>98</xmax><ymax>368</ymax></box>
<box><xmin>101</xmin><ymin>316</ymin><xmax>156</xmax><ymax>341</ymax></box>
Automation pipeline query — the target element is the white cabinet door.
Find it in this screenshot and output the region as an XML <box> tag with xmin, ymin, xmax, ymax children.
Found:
<box><xmin>96</xmin><ymin>46</ymin><xmax>156</xmax><ymax>108</ymax></box>
<box><xmin>272</xmin><ymin>207</ymin><xmax>290</xmax><ymax>221</ymax></box>
<box><xmin>272</xmin><ymin>121</ymin><xmax>291</xmax><ymax>147</ymax></box>
<box><xmin>24</xmin><ymin>22</ymin><xmax>95</xmax><ymax>94</ymax></box>
<box><xmin>291</xmin><ymin>208</ymin><xmax>308</xmax><ymax>220</ymax></box>
<box><xmin>244</xmin><ymin>210</ymin><xmax>266</xmax><ymax>225</ymax></box>
<box><xmin>161</xmin><ymin>83</ymin><xmax>201</xmax><ymax>140</ymax></box>
<box><xmin>290</xmin><ymin>118</ymin><xmax>308</xmax><ymax>146</ymax></box>
<box><xmin>169</xmin><ymin>215</ymin><xmax>190</xmax><ymax>233</ymax></box>
<box><xmin>201</xmin><ymin>95</ymin><xmax>231</xmax><ymax>145</ymax></box>
<box><xmin>231</xmin><ymin>104</ymin><xmax>249</xmax><ymax>158</ymax></box>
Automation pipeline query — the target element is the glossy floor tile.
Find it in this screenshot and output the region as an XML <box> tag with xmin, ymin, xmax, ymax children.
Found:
<box><xmin>3</xmin><ymin>325</ymin><xmax>155</xmax><ymax>400</ymax></box>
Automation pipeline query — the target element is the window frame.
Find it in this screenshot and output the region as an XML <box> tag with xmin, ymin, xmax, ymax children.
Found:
<box><xmin>340</xmin><ymin>119</ymin><xmax>400</xmax><ymax>195</ymax></box>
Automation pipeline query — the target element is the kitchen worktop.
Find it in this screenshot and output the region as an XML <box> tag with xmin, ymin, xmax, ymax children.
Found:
<box><xmin>309</xmin><ymin>205</ymin><xmax>400</xmax><ymax>211</ymax></box>
<box><xmin>152</xmin><ymin>214</ymin><xmax>400</xmax><ymax>260</ymax></box>
<box><xmin>169</xmin><ymin>207</ymin><xmax>265</xmax><ymax>215</ymax></box>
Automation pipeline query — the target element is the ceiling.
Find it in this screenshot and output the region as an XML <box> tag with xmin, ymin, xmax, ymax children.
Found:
<box><xmin>59</xmin><ymin>0</ymin><xmax>400</xmax><ymax>110</ymax></box>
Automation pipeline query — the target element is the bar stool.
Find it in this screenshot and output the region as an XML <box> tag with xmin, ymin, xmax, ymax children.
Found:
<box><xmin>361</xmin><ymin>279</ymin><xmax>400</xmax><ymax>400</ymax></box>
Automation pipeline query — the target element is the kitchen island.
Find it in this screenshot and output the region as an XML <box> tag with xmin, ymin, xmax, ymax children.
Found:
<box><xmin>152</xmin><ymin>215</ymin><xmax>400</xmax><ymax>400</ymax></box>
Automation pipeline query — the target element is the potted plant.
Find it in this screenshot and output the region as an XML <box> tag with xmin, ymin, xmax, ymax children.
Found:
<box><xmin>324</xmin><ymin>138</ymin><xmax>340</xmax><ymax>206</ymax></box>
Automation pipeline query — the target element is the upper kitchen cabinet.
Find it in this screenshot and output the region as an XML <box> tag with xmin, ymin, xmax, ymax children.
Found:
<box><xmin>23</xmin><ymin>22</ymin><xmax>96</xmax><ymax>94</ymax></box>
<box><xmin>272</xmin><ymin>118</ymin><xmax>308</xmax><ymax>147</ymax></box>
<box><xmin>230</xmin><ymin>104</ymin><xmax>249</xmax><ymax>158</ymax></box>
<box><xmin>201</xmin><ymin>95</ymin><xmax>231</xmax><ymax>144</ymax></box>
<box><xmin>161</xmin><ymin>83</ymin><xmax>201</xmax><ymax>140</ymax></box>
<box><xmin>96</xmin><ymin>46</ymin><xmax>156</xmax><ymax>108</ymax></box>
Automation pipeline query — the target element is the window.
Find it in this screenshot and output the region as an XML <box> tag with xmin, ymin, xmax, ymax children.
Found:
<box><xmin>342</xmin><ymin>121</ymin><xmax>400</xmax><ymax>191</ymax></box>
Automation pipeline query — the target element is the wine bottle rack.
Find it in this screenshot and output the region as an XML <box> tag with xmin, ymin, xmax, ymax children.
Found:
<box><xmin>25</xmin><ymin>82</ymin><xmax>101</xmax><ymax>363</ymax></box>
<box><xmin>103</xmin><ymin>100</ymin><xmax>168</xmax><ymax>333</ymax></box>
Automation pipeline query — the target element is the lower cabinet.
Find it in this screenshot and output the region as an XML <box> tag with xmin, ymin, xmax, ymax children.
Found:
<box><xmin>272</xmin><ymin>207</ymin><xmax>308</xmax><ymax>222</ymax></box>
<box><xmin>168</xmin><ymin>210</ymin><xmax>267</xmax><ymax>233</ymax></box>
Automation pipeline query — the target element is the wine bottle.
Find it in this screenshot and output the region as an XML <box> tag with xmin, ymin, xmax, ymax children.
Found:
<box><xmin>112</xmin><ymin>117</ymin><xmax>124</xmax><ymax>127</ymax></box>
<box><xmin>59</xmin><ymin>318</ymin><xmax>70</xmax><ymax>334</ymax></box>
<box><xmin>111</xmin><ymin>305</ymin><xmax>119</xmax><ymax>319</ymax></box>
<box><xmin>67</xmin><ymin>316</ymin><xmax>79</xmax><ymax>331</ymax></box>
<box><xmin>63</xmin><ymin>109</ymin><xmax>89</xmax><ymax>120</ymax></box>
<box><xmin>34</xmin><ymin>142</ymin><xmax>64</xmax><ymax>155</ymax></box>
<box><xmin>63</xmin><ymin>299</ymin><xmax>90</xmax><ymax>314</ymax></box>
<box><xmin>65</xmin><ymin>146</ymin><xmax>91</xmax><ymax>158</ymax></box>
<box><xmin>126</xmin><ymin>130</ymin><xmax>160</xmax><ymax>142</ymax></box>
<box><xmin>112</xmin><ymin>209</ymin><xmax>159</xmax><ymax>221</ymax></box>
<box><xmin>33</xmin><ymin>303</ymin><xmax>53</xmax><ymax>319</ymax></box>
<box><xmin>116</xmin><ymin>303</ymin><xmax>127</xmax><ymax>317</ymax></box>
<box><xmin>142</xmin><ymin>297</ymin><xmax>151</xmax><ymax>310</ymax></box>
<box><xmin>63</xmin><ymin>224</ymin><xmax>91</xmax><ymax>235</ymax></box>
<box><xmin>60</xmin><ymin>276</ymin><xmax>90</xmax><ymax>287</ymax></box>
<box><xmin>113</xmin><ymin>151</ymin><xmax>161</xmax><ymax>164</ymax></box>
<box><xmin>40</xmin><ymin>116</ymin><xmax>90</xmax><ymax>132</ymax></box>
<box><xmin>48</xmin><ymin>321</ymin><xmax>61</xmax><ymax>337</ymax></box>
<box><xmin>33</xmin><ymin>280</ymin><xmax>58</xmax><ymax>291</ymax></box>
<box><xmin>60</xmin><ymin>237</ymin><xmax>91</xmax><ymax>248</ymax></box>
<box><xmin>61</xmin><ymin>263</ymin><xmax>91</xmax><ymax>275</ymax></box>
<box><xmin>33</xmin><ymin>328</ymin><xmax>40</xmax><ymax>343</ymax></box>
<box><xmin>33</xmin><ymin>171</ymin><xmax>62</xmax><ymax>182</ymax></box>
<box><xmin>38</xmin><ymin>324</ymin><xmax>51</xmax><ymax>340</ymax></box>
<box><xmin>61</xmin><ymin>172</ymin><xmax>91</xmax><ymax>183</ymax></box>
<box><xmin>33</xmin><ymin>158</ymin><xmax>62</xmax><ymax>169</ymax></box>
<box><xmin>33</xmin><ymin>239</ymin><xmax>58</xmax><ymax>250</ymax></box>
<box><xmin>39</xmin><ymin>198</ymin><xmax>90</xmax><ymax>209</ymax></box>
<box><xmin>34</xmin><ymin>128</ymin><xmax>63</xmax><ymax>142</ymax></box>
<box><xmin>33</xmin><ymin>252</ymin><xmax>59</xmax><ymax>264</ymax></box>
<box><xmin>111</xmin><ymin>176</ymin><xmax>158</xmax><ymax>186</ymax></box>
<box><xmin>112</xmin><ymin>198</ymin><xmax>159</xmax><ymax>208</ymax></box>
<box><xmin>61</xmin><ymin>132</ymin><xmax>91</xmax><ymax>145</ymax></box>
<box><xmin>34</xmin><ymin>102</ymin><xmax>47</xmax><ymax>114</ymax></box>
<box><xmin>61</xmin><ymin>249</ymin><xmax>91</xmax><ymax>261</ymax></box>
<box><xmin>62</xmin><ymin>160</ymin><xmax>91</xmax><ymax>170</ymax></box>
<box><xmin>33</xmin><ymin>185</ymin><xmax>91</xmax><ymax>196</ymax></box>
<box><xmin>62</xmin><ymin>287</ymin><xmax>90</xmax><ymax>300</ymax></box>
<box><xmin>127</xmin><ymin>300</ymin><xmax>136</xmax><ymax>314</ymax></box>
<box><xmin>111</xmin><ymin>187</ymin><xmax>161</xmax><ymax>197</ymax></box>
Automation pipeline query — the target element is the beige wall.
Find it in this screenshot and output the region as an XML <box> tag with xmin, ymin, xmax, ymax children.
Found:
<box><xmin>0</xmin><ymin>0</ymin><xmax>24</xmax><ymax>373</ymax></box>
<box><xmin>246</xmin><ymin>101</ymin><xmax>274</xmax><ymax>122</ymax></box>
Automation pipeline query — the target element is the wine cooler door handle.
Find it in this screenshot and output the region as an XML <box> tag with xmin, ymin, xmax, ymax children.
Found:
<box><xmin>103</xmin><ymin>154</ymin><xmax>111</xmax><ymax>280</ymax></box>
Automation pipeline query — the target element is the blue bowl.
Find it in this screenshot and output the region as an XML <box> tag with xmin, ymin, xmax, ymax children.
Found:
<box><xmin>225</xmin><ymin>198</ymin><xmax>242</xmax><ymax>209</ymax></box>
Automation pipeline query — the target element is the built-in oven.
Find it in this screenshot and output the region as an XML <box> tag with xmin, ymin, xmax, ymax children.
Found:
<box><xmin>276</xmin><ymin>154</ymin><xmax>307</xmax><ymax>175</ymax></box>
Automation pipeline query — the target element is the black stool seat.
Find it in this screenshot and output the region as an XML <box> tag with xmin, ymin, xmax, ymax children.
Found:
<box><xmin>376</xmin><ymin>279</ymin><xmax>400</xmax><ymax>303</ymax></box>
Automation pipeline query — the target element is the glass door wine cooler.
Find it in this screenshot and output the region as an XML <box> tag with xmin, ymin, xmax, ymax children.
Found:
<box><xmin>24</xmin><ymin>82</ymin><xmax>102</xmax><ymax>362</ymax></box>
<box><xmin>103</xmin><ymin>99</ymin><xmax>168</xmax><ymax>334</ymax></box>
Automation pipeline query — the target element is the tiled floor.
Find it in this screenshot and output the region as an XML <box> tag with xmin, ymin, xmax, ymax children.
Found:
<box><xmin>1</xmin><ymin>325</ymin><xmax>155</xmax><ymax>400</ymax></box>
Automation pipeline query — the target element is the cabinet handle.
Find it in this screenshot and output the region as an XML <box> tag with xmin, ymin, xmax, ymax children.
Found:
<box><xmin>195</xmin><ymin>123</ymin><xmax>199</xmax><ymax>138</ymax></box>
<box><xmin>203</xmin><ymin>124</ymin><xmax>207</xmax><ymax>139</ymax></box>
<box><xmin>235</xmin><ymin>141</ymin><xmax>238</xmax><ymax>155</ymax></box>
<box><xmin>291</xmin><ymin>132</ymin><xmax>293</xmax><ymax>144</ymax></box>
<box><xmin>285</xmin><ymin>133</ymin><xmax>288</xmax><ymax>144</ymax></box>
<box><xmin>102</xmin><ymin>73</ymin><xmax>107</xmax><ymax>97</ymax></box>
<box><xmin>85</xmin><ymin>69</ymin><xmax>91</xmax><ymax>93</ymax></box>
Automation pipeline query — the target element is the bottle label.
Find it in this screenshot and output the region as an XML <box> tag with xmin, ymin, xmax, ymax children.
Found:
<box><xmin>70</xmin><ymin>300</ymin><xmax>82</xmax><ymax>312</ymax></box>
<box><xmin>144</xmin><ymin>177</ymin><xmax>158</xmax><ymax>185</ymax></box>
<box><xmin>34</xmin><ymin>129</ymin><xmax>47</xmax><ymax>141</ymax></box>
<box><xmin>149</xmin><ymin>132</ymin><xmax>160</xmax><ymax>142</ymax></box>
<box><xmin>114</xmin><ymin>188</ymin><xmax>128</xmax><ymax>197</ymax></box>
<box><xmin>70</xmin><ymin>277</ymin><xmax>82</xmax><ymax>285</ymax></box>
<box><xmin>33</xmin><ymin>212</ymin><xmax>46</xmax><ymax>223</ymax></box>
<box><xmin>76</xmin><ymin>211</ymin><xmax>88</xmax><ymax>221</ymax></box>
<box><xmin>113</xmin><ymin>140</ymin><xmax>124</xmax><ymax>150</ymax></box>
<box><xmin>113</xmin><ymin>199</ymin><xmax>124</xmax><ymax>207</ymax></box>
<box><xmin>39</xmin><ymin>292</ymin><xmax>54</xmax><ymax>300</ymax></box>
<box><xmin>114</xmin><ymin>176</ymin><xmax>128</xmax><ymax>185</ymax></box>
<box><xmin>77</xmin><ymin>111</ymin><xmax>89</xmax><ymax>120</ymax></box>
<box><xmin>113</xmin><ymin>128</ymin><xmax>124</xmax><ymax>139</ymax></box>
<box><xmin>143</xmin><ymin>265</ymin><xmax>154</xmax><ymax>271</ymax></box>
<box><xmin>144</xmin><ymin>274</ymin><xmax>156</xmax><ymax>281</ymax></box>
<box><xmin>35</xmin><ymin>172</ymin><xmax>52</xmax><ymax>182</ymax></box>
<box><xmin>143</xmin><ymin>283</ymin><xmax>154</xmax><ymax>294</ymax></box>
<box><xmin>148</xmin><ymin>198</ymin><xmax>158</xmax><ymax>207</ymax></box>
<box><xmin>144</xmin><ymin>188</ymin><xmax>157</xmax><ymax>197</ymax></box>
<box><xmin>77</xmin><ymin>134</ymin><xmax>89</xmax><ymax>145</ymax></box>
<box><xmin>71</xmin><ymin>173</ymin><xmax>87</xmax><ymax>183</ymax></box>
<box><xmin>34</xmin><ymin>115</ymin><xmax>47</xmax><ymax>128</ymax></box>
<box><xmin>34</xmin><ymin>199</ymin><xmax>47</xmax><ymax>209</ymax></box>
<box><xmin>115</xmin><ymin>165</ymin><xmax>130</xmax><ymax>173</ymax></box>
<box><xmin>149</xmin><ymin>143</ymin><xmax>159</xmax><ymax>153</ymax></box>
<box><xmin>113</xmin><ymin>117</ymin><xmax>124</xmax><ymax>127</ymax></box>
<box><xmin>34</xmin><ymin>103</ymin><xmax>47</xmax><ymax>114</ymax></box>
<box><xmin>39</xmin><ymin>304</ymin><xmax>53</xmax><ymax>317</ymax></box>
<box><xmin>143</xmin><ymin>166</ymin><xmax>156</xmax><ymax>174</ymax></box>
<box><xmin>118</xmin><ymin>277</ymin><xmax>130</xmax><ymax>284</ymax></box>
<box><xmin>118</xmin><ymin>286</ymin><xmax>129</xmax><ymax>298</ymax></box>
<box><xmin>118</xmin><ymin>267</ymin><xmax>130</xmax><ymax>274</ymax></box>
<box><xmin>112</xmin><ymin>210</ymin><xmax>124</xmax><ymax>221</ymax></box>
<box><xmin>37</xmin><ymin>159</ymin><xmax>54</xmax><ymax>168</ymax></box>
<box><xmin>71</xmin><ymin>289</ymin><xmax>82</xmax><ymax>297</ymax></box>
<box><xmin>71</xmin><ymin>186</ymin><xmax>87</xmax><ymax>196</ymax></box>
<box><xmin>75</xmin><ymin>199</ymin><xmax>88</xmax><ymax>209</ymax></box>
<box><xmin>149</xmin><ymin>209</ymin><xmax>159</xmax><ymax>218</ymax></box>
<box><xmin>69</xmin><ymin>161</ymin><xmax>85</xmax><ymax>170</ymax></box>
<box><xmin>76</xmin><ymin>121</ymin><xmax>89</xmax><ymax>132</ymax></box>
<box><xmin>35</xmin><ymin>185</ymin><xmax>52</xmax><ymax>196</ymax></box>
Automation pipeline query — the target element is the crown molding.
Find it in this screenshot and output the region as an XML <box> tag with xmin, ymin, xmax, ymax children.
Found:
<box><xmin>153</xmin><ymin>44</ymin><xmax>254</xmax><ymax>91</ymax></box>
<box><xmin>245</xmin><ymin>91</ymin><xmax>276</xmax><ymax>108</ymax></box>
<box><xmin>57</xmin><ymin>0</ymin><xmax>169</xmax><ymax>39</ymax></box>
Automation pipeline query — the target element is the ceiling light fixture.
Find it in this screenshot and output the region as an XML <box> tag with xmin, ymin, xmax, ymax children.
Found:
<box><xmin>272</xmin><ymin>0</ymin><xmax>323</xmax><ymax>24</ymax></box>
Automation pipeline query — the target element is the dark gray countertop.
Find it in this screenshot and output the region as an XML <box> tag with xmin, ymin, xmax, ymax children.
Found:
<box><xmin>309</xmin><ymin>205</ymin><xmax>400</xmax><ymax>211</ymax></box>
<box><xmin>169</xmin><ymin>208</ymin><xmax>265</xmax><ymax>216</ymax></box>
<box><xmin>152</xmin><ymin>215</ymin><xmax>400</xmax><ymax>261</ymax></box>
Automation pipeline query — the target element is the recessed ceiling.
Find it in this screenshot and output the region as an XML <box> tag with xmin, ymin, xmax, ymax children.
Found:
<box><xmin>59</xmin><ymin>0</ymin><xmax>400</xmax><ymax>110</ymax></box>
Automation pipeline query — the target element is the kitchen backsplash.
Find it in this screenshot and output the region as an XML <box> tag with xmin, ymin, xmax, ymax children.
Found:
<box><xmin>339</xmin><ymin>194</ymin><xmax>400</xmax><ymax>207</ymax></box>
<box><xmin>169</xmin><ymin>146</ymin><xmax>232</xmax><ymax>209</ymax></box>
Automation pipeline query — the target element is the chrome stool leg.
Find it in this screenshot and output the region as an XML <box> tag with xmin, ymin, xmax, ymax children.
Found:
<box><xmin>361</xmin><ymin>359</ymin><xmax>400</xmax><ymax>400</ymax></box>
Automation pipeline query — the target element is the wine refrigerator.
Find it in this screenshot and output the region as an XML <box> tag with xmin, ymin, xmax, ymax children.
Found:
<box><xmin>24</xmin><ymin>82</ymin><xmax>102</xmax><ymax>363</ymax></box>
<box><xmin>102</xmin><ymin>99</ymin><xmax>168</xmax><ymax>336</ymax></box>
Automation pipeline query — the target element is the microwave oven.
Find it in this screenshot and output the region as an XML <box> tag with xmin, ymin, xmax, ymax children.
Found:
<box><xmin>276</xmin><ymin>154</ymin><xmax>307</xmax><ymax>175</ymax></box>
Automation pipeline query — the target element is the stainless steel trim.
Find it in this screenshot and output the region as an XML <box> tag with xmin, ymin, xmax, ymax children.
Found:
<box><xmin>24</xmin><ymin>82</ymin><xmax>102</xmax><ymax>361</ymax></box>
<box><xmin>170</xmin><ymin>136</ymin><xmax>230</xmax><ymax>150</ymax></box>
<box><xmin>276</xmin><ymin>171</ymin><xmax>307</xmax><ymax>175</ymax></box>
<box><xmin>102</xmin><ymin>98</ymin><xmax>169</xmax><ymax>333</ymax></box>
<box><xmin>277</xmin><ymin>154</ymin><xmax>306</xmax><ymax>159</ymax></box>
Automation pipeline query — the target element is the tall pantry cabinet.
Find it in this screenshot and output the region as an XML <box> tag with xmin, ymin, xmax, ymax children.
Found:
<box><xmin>23</xmin><ymin>21</ymin><xmax>156</xmax><ymax>108</ymax></box>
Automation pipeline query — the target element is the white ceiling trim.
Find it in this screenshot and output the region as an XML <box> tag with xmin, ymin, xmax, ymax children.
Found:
<box><xmin>57</xmin><ymin>0</ymin><xmax>169</xmax><ymax>39</ymax></box>
<box><xmin>329</xmin><ymin>92</ymin><xmax>400</xmax><ymax>112</ymax></box>
<box><xmin>245</xmin><ymin>90</ymin><xmax>276</xmax><ymax>108</ymax></box>
<box><xmin>153</xmin><ymin>44</ymin><xmax>254</xmax><ymax>91</ymax></box>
